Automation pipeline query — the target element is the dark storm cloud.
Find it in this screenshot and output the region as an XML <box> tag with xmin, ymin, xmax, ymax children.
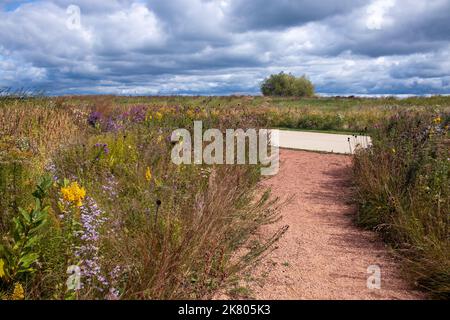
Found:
<box><xmin>226</xmin><ymin>0</ymin><xmax>367</xmax><ymax>30</ymax></box>
<box><xmin>0</xmin><ymin>0</ymin><xmax>450</xmax><ymax>95</ymax></box>
<box><xmin>335</xmin><ymin>0</ymin><xmax>450</xmax><ymax>57</ymax></box>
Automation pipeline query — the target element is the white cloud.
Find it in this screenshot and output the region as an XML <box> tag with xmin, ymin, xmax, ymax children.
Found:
<box><xmin>0</xmin><ymin>0</ymin><xmax>449</xmax><ymax>95</ymax></box>
<box><xmin>91</xmin><ymin>3</ymin><xmax>166</xmax><ymax>54</ymax></box>
<box><xmin>365</xmin><ymin>0</ymin><xmax>395</xmax><ymax>30</ymax></box>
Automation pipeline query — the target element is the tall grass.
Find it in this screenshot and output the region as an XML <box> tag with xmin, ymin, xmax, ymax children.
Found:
<box><xmin>353</xmin><ymin>110</ymin><xmax>450</xmax><ymax>297</ymax></box>
<box><xmin>0</xmin><ymin>101</ymin><xmax>83</xmax><ymax>234</ymax></box>
<box><xmin>2</xmin><ymin>95</ymin><xmax>449</xmax><ymax>299</ymax></box>
<box><xmin>0</xmin><ymin>97</ymin><xmax>284</xmax><ymax>299</ymax></box>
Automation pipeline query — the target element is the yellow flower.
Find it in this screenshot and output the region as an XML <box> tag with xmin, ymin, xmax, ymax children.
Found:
<box><xmin>186</xmin><ymin>110</ymin><xmax>195</xmax><ymax>118</ymax></box>
<box><xmin>145</xmin><ymin>167</ymin><xmax>152</xmax><ymax>182</ymax></box>
<box><xmin>61</xmin><ymin>182</ymin><xmax>86</xmax><ymax>207</ymax></box>
<box><xmin>11</xmin><ymin>283</ymin><xmax>25</xmax><ymax>300</ymax></box>
<box><xmin>391</xmin><ymin>148</ymin><xmax>396</xmax><ymax>154</ymax></box>
<box><xmin>155</xmin><ymin>112</ymin><xmax>163</xmax><ymax>121</ymax></box>
<box><xmin>433</xmin><ymin>116</ymin><xmax>441</xmax><ymax>124</ymax></box>
<box><xmin>0</xmin><ymin>259</ymin><xmax>5</xmax><ymax>279</ymax></box>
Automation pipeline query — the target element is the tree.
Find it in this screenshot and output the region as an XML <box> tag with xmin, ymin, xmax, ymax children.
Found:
<box><xmin>261</xmin><ymin>72</ymin><xmax>315</xmax><ymax>97</ymax></box>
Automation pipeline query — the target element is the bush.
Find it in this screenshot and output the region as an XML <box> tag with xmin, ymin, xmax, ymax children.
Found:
<box><xmin>261</xmin><ymin>72</ymin><xmax>315</xmax><ymax>97</ymax></box>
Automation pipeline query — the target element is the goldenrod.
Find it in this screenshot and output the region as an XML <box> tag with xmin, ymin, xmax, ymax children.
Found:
<box><xmin>186</xmin><ymin>110</ymin><xmax>195</xmax><ymax>118</ymax></box>
<box><xmin>0</xmin><ymin>259</ymin><xmax>5</xmax><ymax>279</ymax></box>
<box><xmin>155</xmin><ymin>112</ymin><xmax>163</xmax><ymax>121</ymax></box>
<box><xmin>433</xmin><ymin>116</ymin><xmax>441</xmax><ymax>124</ymax></box>
<box><xmin>145</xmin><ymin>167</ymin><xmax>152</xmax><ymax>182</ymax></box>
<box><xmin>61</xmin><ymin>182</ymin><xmax>86</xmax><ymax>207</ymax></box>
<box><xmin>12</xmin><ymin>283</ymin><xmax>25</xmax><ymax>300</ymax></box>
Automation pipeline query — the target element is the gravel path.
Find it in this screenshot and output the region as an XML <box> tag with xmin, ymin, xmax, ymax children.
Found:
<box><xmin>240</xmin><ymin>149</ymin><xmax>424</xmax><ymax>300</ymax></box>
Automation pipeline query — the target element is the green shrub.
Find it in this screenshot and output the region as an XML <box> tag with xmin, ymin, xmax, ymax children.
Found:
<box><xmin>261</xmin><ymin>72</ymin><xmax>315</xmax><ymax>97</ymax></box>
<box><xmin>0</xmin><ymin>175</ymin><xmax>51</xmax><ymax>298</ymax></box>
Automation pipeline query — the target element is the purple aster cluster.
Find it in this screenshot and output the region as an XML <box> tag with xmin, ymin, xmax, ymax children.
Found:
<box><xmin>87</xmin><ymin>111</ymin><xmax>123</xmax><ymax>132</ymax></box>
<box><xmin>106</xmin><ymin>266</ymin><xmax>122</xmax><ymax>300</ymax></box>
<box><xmin>105</xmin><ymin>117</ymin><xmax>123</xmax><ymax>132</ymax></box>
<box><xmin>87</xmin><ymin>106</ymin><xmax>149</xmax><ymax>133</ymax></box>
<box><xmin>76</xmin><ymin>197</ymin><xmax>106</xmax><ymax>288</ymax></box>
<box><xmin>126</xmin><ymin>105</ymin><xmax>147</xmax><ymax>123</ymax></box>
<box><xmin>45</xmin><ymin>162</ymin><xmax>59</xmax><ymax>181</ymax></box>
<box><xmin>102</xmin><ymin>174</ymin><xmax>119</xmax><ymax>198</ymax></box>
<box><xmin>75</xmin><ymin>196</ymin><xmax>121</xmax><ymax>298</ymax></box>
<box><xmin>88</xmin><ymin>111</ymin><xmax>102</xmax><ymax>127</ymax></box>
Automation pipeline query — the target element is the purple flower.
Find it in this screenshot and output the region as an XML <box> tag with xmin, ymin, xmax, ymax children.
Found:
<box><xmin>45</xmin><ymin>162</ymin><xmax>59</xmax><ymax>181</ymax></box>
<box><xmin>74</xmin><ymin>196</ymin><xmax>123</xmax><ymax>298</ymax></box>
<box><xmin>76</xmin><ymin>197</ymin><xmax>108</xmax><ymax>291</ymax></box>
<box><xmin>128</xmin><ymin>105</ymin><xmax>147</xmax><ymax>123</ymax></box>
<box><xmin>105</xmin><ymin>117</ymin><xmax>122</xmax><ymax>132</ymax></box>
<box><xmin>88</xmin><ymin>111</ymin><xmax>103</xmax><ymax>127</ymax></box>
<box><xmin>95</xmin><ymin>143</ymin><xmax>110</xmax><ymax>155</ymax></box>
<box><xmin>102</xmin><ymin>174</ymin><xmax>118</xmax><ymax>198</ymax></box>
<box><xmin>107</xmin><ymin>287</ymin><xmax>120</xmax><ymax>300</ymax></box>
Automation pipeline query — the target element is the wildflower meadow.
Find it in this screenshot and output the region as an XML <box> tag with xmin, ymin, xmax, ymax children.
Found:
<box><xmin>0</xmin><ymin>95</ymin><xmax>449</xmax><ymax>299</ymax></box>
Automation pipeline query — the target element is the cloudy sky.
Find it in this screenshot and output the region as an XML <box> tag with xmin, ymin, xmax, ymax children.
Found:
<box><xmin>1</xmin><ymin>0</ymin><xmax>450</xmax><ymax>95</ymax></box>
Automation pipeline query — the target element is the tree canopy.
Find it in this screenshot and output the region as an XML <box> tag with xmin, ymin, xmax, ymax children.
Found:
<box><xmin>261</xmin><ymin>72</ymin><xmax>315</xmax><ymax>97</ymax></box>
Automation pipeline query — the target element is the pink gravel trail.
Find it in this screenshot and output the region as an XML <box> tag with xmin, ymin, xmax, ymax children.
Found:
<box><xmin>244</xmin><ymin>149</ymin><xmax>424</xmax><ymax>300</ymax></box>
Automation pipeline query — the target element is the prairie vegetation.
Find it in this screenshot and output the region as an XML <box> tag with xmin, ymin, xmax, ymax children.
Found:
<box><xmin>353</xmin><ymin>110</ymin><xmax>450</xmax><ymax>298</ymax></box>
<box><xmin>0</xmin><ymin>96</ymin><xmax>284</xmax><ymax>299</ymax></box>
<box><xmin>0</xmin><ymin>94</ymin><xmax>449</xmax><ymax>299</ymax></box>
